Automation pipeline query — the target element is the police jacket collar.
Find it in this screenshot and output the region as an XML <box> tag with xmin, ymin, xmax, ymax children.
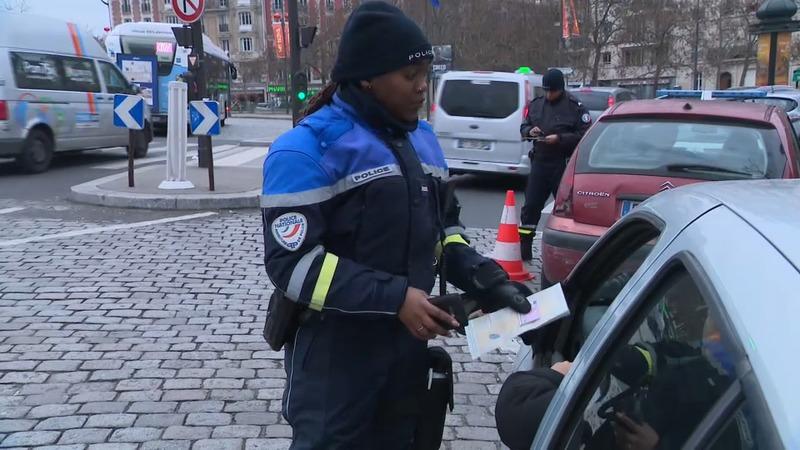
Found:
<box><xmin>335</xmin><ymin>84</ymin><xmax>418</xmax><ymax>138</ymax></box>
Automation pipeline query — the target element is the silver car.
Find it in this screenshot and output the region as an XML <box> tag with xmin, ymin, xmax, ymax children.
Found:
<box><xmin>521</xmin><ymin>179</ymin><xmax>800</xmax><ymax>449</ymax></box>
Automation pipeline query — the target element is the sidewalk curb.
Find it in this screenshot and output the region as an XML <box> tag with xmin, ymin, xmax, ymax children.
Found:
<box><xmin>238</xmin><ymin>140</ymin><xmax>273</xmax><ymax>147</ymax></box>
<box><xmin>231</xmin><ymin>114</ymin><xmax>292</xmax><ymax>121</ymax></box>
<box><xmin>69</xmin><ymin>167</ymin><xmax>261</xmax><ymax>210</ymax></box>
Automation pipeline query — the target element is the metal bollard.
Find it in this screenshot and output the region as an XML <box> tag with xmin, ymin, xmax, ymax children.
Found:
<box><xmin>159</xmin><ymin>81</ymin><xmax>195</xmax><ymax>190</ymax></box>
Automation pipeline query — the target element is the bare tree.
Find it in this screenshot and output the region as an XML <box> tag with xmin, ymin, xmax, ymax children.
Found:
<box><xmin>580</xmin><ymin>0</ymin><xmax>626</xmax><ymax>84</ymax></box>
<box><xmin>2</xmin><ymin>0</ymin><xmax>30</xmax><ymax>13</ymax></box>
<box><xmin>701</xmin><ymin>0</ymin><xmax>758</xmax><ymax>88</ymax></box>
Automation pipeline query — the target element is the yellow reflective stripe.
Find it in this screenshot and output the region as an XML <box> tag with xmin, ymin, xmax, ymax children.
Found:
<box><xmin>634</xmin><ymin>345</ymin><xmax>655</xmax><ymax>377</ymax></box>
<box><xmin>518</xmin><ymin>228</ymin><xmax>534</xmax><ymax>236</ymax></box>
<box><xmin>435</xmin><ymin>242</ymin><xmax>443</xmax><ymax>259</ymax></box>
<box><xmin>443</xmin><ymin>234</ymin><xmax>468</xmax><ymax>247</ymax></box>
<box><xmin>310</xmin><ymin>253</ymin><xmax>338</xmax><ymax>312</ymax></box>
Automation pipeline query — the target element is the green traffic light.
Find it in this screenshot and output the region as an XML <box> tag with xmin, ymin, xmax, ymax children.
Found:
<box><xmin>297</xmin><ymin>91</ymin><xmax>307</xmax><ymax>101</ymax></box>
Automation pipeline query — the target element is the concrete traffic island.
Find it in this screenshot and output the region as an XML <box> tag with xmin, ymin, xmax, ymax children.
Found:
<box><xmin>70</xmin><ymin>164</ymin><xmax>262</xmax><ymax>210</ymax></box>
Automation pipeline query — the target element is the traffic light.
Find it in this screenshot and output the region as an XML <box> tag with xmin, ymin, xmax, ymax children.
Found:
<box><xmin>293</xmin><ymin>72</ymin><xmax>308</xmax><ymax>103</ymax></box>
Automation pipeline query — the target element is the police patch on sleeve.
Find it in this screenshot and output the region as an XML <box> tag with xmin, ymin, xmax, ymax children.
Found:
<box><xmin>582</xmin><ymin>113</ymin><xmax>592</xmax><ymax>123</ymax></box>
<box><xmin>271</xmin><ymin>212</ymin><xmax>307</xmax><ymax>251</ymax></box>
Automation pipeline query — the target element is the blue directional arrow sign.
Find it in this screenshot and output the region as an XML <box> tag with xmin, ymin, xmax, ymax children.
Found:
<box><xmin>189</xmin><ymin>100</ymin><xmax>220</xmax><ymax>136</ymax></box>
<box><xmin>113</xmin><ymin>94</ymin><xmax>145</xmax><ymax>130</ymax></box>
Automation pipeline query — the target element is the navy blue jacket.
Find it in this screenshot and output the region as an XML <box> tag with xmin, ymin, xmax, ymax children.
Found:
<box><xmin>261</xmin><ymin>94</ymin><xmax>488</xmax><ymax>316</ymax></box>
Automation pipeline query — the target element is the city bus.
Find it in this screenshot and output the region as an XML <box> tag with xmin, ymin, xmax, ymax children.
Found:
<box><xmin>105</xmin><ymin>22</ymin><xmax>233</xmax><ymax>132</ymax></box>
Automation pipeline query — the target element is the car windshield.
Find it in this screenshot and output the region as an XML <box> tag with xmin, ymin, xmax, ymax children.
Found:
<box><xmin>577</xmin><ymin>119</ymin><xmax>786</xmax><ymax>180</ymax></box>
<box><xmin>741</xmin><ymin>97</ymin><xmax>798</xmax><ymax>113</ymax></box>
<box><xmin>439</xmin><ymin>79</ymin><xmax>519</xmax><ymax>119</ymax></box>
<box><xmin>570</xmin><ymin>91</ymin><xmax>611</xmax><ymax>110</ymax></box>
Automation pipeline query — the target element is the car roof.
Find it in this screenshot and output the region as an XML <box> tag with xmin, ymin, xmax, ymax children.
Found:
<box><xmin>604</xmin><ymin>99</ymin><xmax>776</xmax><ymax>123</ymax></box>
<box><xmin>666</xmin><ymin>180</ymin><xmax>800</xmax><ymax>268</ymax></box>
<box><xmin>570</xmin><ymin>86</ymin><xmax>627</xmax><ymax>93</ymax></box>
<box><xmin>0</xmin><ymin>13</ymin><xmax>108</xmax><ymax>60</ymax></box>
<box><xmin>441</xmin><ymin>70</ymin><xmax>526</xmax><ymax>81</ymax></box>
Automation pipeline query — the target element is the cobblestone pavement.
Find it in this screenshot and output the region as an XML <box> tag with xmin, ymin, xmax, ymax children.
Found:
<box><xmin>0</xmin><ymin>211</ymin><xmax>543</xmax><ymax>449</ymax></box>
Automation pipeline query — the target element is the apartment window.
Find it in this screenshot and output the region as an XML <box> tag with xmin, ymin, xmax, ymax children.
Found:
<box><xmin>622</xmin><ymin>47</ymin><xmax>646</xmax><ymax>66</ymax></box>
<box><xmin>124</xmin><ymin>18</ymin><xmax>132</xmax><ymax>23</ymax></box>
<box><xmin>141</xmin><ymin>0</ymin><xmax>151</xmax><ymax>13</ymax></box>
<box><xmin>326</xmin><ymin>0</ymin><xmax>334</xmax><ymax>11</ymax></box>
<box><xmin>144</xmin><ymin>17</ymin><xmax>152</xmax><ymax>22</ymax></box>
<box><xmin>121</xmin><ymin>0</ymin><xmax>131</xmax><ymax>13</ymax></box>
<box><xmin>166</xmin><ymin>15</ymin><xmax>179</xmax><ymax>24</ymax></box>
<box><xmin>221</xmin><ymin>39</ymin><xmax>230</xmax><ymax>52</ymax></box>
<box><xmin>273</xmin><ymin>0</ymin><xmax>283</xmax><ymax>10</ymax></box>
<box><xmin>240</xmin><ymin>37</ymin><xmax>253</xmax><ymax>52</ymax></box>
<box><xmin>219</xmin><ymin>0</ymin><xmax>227</xmax><ymax>6</ymax></box>
<box><xmin>219</xmin><ymin>14</ymin><xmax>229</xmax><ymax>32</ymax></box>
<box><xmin>299</xmin><ymin>0</ymin><xmax>307</xmax><ymax>6</ymax></box>
<box><xmin>343</xmin><ymin>0</ymin><xmax>350</xmax><ymax>8</ymax></box>
<box><xmin>239</xmin><ymin>11</ymin><xmax>252</xmax><ymax>26</ymax></box>
<box><xmin>602</xmin><ymin>51</ymin><xmax>612</xmax><ymax>65</ymax></box>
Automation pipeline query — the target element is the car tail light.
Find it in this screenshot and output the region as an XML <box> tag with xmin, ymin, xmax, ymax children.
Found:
<box><xmin>607</xmin><ymin>95</ymin><xmax>615</xmax><ymax>108</ymax></box>
<box><xmin>0</xmin><ymin>101</ymin><xmax>7</xmax><ymax>121</ymax></box>
<box><xmin>430</xmin><ymin>103</ymin><xmax>436</xmax><ymax>115</ymax></box>
<box><xmin>553</xmin><ymin>158</ymin><xmax>577</xmax><ymax>218</ymax></box>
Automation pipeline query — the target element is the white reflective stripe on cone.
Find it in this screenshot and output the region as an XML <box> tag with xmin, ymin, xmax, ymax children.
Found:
<box><xmin>492</xmin><ymin>241</ymin><xmax>523</xmax><ymax>261</ymax></box>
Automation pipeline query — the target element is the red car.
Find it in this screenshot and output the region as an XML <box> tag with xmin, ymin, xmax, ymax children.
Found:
<box><xmin>541</xmin><ymin>98</ymin><xmax>800</xmax><ymax>286</ymax></box>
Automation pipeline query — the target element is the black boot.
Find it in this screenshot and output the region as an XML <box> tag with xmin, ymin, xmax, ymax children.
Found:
<box><xmin>519</xmin><ymin>227</ymin><xmax>535</xmax><ymax>261</ymax></box>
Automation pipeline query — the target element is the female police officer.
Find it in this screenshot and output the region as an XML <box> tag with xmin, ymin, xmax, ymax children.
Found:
<box><xmin>261</xmin><ymin>2</ymin><xmax>531</xmax><ymax>448</ymax></box>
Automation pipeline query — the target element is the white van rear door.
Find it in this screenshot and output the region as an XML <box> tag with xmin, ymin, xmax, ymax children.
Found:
<box><xmin>434</xmin><ymin>77</ymin><xmax>527</xmax><ymax>164</ymax></box>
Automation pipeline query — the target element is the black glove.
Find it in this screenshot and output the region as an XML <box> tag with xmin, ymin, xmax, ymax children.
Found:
<box><xmin>470</xmin><ymin>260</ymin><xmax>532</xmax><ymax>314</ymax></box>
<box><xmin>481</xmin><ymin>281</ymin><xmax>533</xmax><ymax>314</ymax></box>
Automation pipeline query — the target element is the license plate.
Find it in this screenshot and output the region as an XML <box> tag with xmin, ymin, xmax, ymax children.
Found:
<box><xmin>458</xmin><ymin>139</ymin><xmax>491</xmax><ymax>150</ymax></box>
<box><xmin>620</xmin><ymin>200</ymin><xmax>641</xmax><ymax>218</ymax></box>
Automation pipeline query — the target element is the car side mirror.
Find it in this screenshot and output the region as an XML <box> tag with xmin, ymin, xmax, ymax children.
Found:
<box><xmin>131</xmin><ymin>83</ymin><xmax>142</xmax><ymax>94</ymax></box>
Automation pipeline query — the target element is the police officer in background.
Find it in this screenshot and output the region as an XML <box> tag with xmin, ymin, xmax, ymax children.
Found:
<box><xmin>519</xmin><ymin>69</ymin><xmax>591</xmax><ymax>260</ymax></box>
<box><xmin>260</xmin><ymin>2</ymin><xmax>531</xmax><ymax>448</ymax></box>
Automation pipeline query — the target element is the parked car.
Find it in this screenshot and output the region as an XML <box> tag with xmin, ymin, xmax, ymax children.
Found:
<box><xmin>520</xmin><ymin>179</ymin><xmax>800</xmax><ymax>450</ymax></box>
<box><xmin>737</xmin><ymin>89</ymin><xmax>800</xmax><ymax>136</ymax></box>
<box><xmin>568</xmin><ymin>86</ymin><xmax>637</xmax><ymax>122</ymax></box>
<box><xmin>0</xmin><ymin>13</ymin><xmax>152</xmax><ymax>173</ymax></box>
<box><xmin>433</xmin><ymin>70</ymin><xmax>543</xmax><ymax>176</ymax></box>
<box><xmin>540</xmin><ymin>98</ymin><xmax>800</xmax><ymax>286</ymax></box>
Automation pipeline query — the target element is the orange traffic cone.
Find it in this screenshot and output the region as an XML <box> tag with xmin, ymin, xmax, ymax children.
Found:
<box><xmin>491</xmin><ymin>190</ymin><xmax>534</xmax><ymax>282</ymax></box>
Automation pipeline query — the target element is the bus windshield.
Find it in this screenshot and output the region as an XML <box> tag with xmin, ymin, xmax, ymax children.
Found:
<box><xmin>120</xmin><ymin>36</ymin><xmax>176</xmax><ymax>76</ymax></box>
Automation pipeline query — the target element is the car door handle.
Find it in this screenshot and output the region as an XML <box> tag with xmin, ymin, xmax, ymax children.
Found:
<box><xmin>469</xmin><ymin>125</ymin><xmax>479</xmax><ymax>129</ymax></box>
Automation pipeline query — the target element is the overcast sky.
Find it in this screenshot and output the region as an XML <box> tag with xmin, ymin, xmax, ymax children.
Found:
<box><xmin>16</xmin><ymin>0</ymin><xmax>111</xmax><ymax>36</ymax></box>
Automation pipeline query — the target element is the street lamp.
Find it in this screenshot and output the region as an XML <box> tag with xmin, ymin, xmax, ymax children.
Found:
<box><xmin>749</xmin><ymin>0</ymin><xmax>800</xmax><ymax>86</ymax></box>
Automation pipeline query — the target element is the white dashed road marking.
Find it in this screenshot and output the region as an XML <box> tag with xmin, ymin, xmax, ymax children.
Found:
<box><xmin>0</xmin><ymin>211</ymin><xmax>217</xmax><ymax>247</ymax></box>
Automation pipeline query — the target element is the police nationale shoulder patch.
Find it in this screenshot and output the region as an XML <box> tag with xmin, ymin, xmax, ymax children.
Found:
<box><xmin>271</xmin><ymin>212</ymin><xmax>307</xmax><ymax>252</ymax></box>
<box><xmin>582</xmin><ymin>113</ymin><xmax>592</xmax><ymax>123</ymax></box>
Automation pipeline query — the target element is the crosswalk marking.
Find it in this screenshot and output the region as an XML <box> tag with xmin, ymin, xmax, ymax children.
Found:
<box><xmin>215</xmin><ymin>146</ymin><xmax>268</xmax><ymax>167</ymax></box>
<box><xmin>93</xmin><ymin>144</ymin><xmax>196</xmax><ymax>170</ymax></box>
<box><xmin>0</xmin><ymin>207</ymin><xmax>25</xmax><ymax>215</ymax></box>
<box><xmin>92</xmin><ymin>144</ymin><xmax>267</xmax><ymax>170</ymax></box>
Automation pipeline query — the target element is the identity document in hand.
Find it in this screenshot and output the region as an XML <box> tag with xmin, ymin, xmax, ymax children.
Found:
<box><xmin>465</xmin><ymin>283</ymin><xmax>570</xmax><ymax>359</ymax></box>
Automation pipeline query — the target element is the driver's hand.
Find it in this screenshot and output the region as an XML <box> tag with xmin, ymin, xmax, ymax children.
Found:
<box><xmin>614</xmin><ymin>413</ymin><xmax>659</xmax><ymax>450</ymax></box>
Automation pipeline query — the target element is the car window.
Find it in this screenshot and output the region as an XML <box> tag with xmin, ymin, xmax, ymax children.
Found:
<box><xmin>11</xmin><ymin>52</ymin><xmax>65</xmax><ymax>91</ymax></box>
<box><xmin>439</xmin><ymin>79</ymin><xmax>519</xmax><ymax>119</ymax></box>
<box><xmin>570</xmin><ymin>91</ymin><xmax>610</xmax><ymax>110</ymax></box>
<box><xmin>553</xmin><ymin>219</ymin><xmax>661</xmax><ymax>364</ymax></box>
<box><xmin>743</xmin><ymin>97</ymin><xmax>798</xmax><ymax>113</ymax></box>
<box><xmin>617</xmin><ymin>92</ymin><xmax>633</xmax><ymax>102</ymax></box>
<box><xmin>99</xmin><ymin>61</ymin><xmax>132</xmax><ymax>94</ymax></box>
<box><xmin>59</xmin><ymin>56</ymin><xmax>101</xmax><ymax>93</ymax></box>
<box><xmin>577</xmin><ymin>119</ymin><xmax>787</xmax><ymax>180</ymax></box>
<box><xmin>560</xmin><ymin>267</ymin><xmax>761</xmax><ymax>450</ymax></box>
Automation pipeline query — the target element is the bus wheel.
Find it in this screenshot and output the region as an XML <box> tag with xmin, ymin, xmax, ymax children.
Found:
<box><xmin>17</xmin><ymin>128</ymin><xmax>54</xmax><ymax>173</ymax></box>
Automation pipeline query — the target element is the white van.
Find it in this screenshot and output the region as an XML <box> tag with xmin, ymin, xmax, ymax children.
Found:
<box><xmin>0</xmin><ymin>13</ymin><xmax>151</xmax><ymax>173</ymax></box>
<box><xmin>433</xmin><ymin>71</ymin><xmax>542</xmax><ymax>176</ymax></box>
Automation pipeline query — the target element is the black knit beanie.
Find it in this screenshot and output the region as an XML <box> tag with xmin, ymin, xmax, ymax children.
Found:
<box><xmin>331</xmin><ymin>1</ymin><xmax>433</xmax><ymax>83</ymax></box>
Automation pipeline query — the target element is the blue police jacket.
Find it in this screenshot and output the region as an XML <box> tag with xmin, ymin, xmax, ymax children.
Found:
<box><xmin>261</xmin><ymin>94</ymin><xmax>487</xmax><ymax>316</ymax></box>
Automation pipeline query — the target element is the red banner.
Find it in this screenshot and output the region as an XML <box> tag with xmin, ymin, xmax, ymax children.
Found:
<box><xmin>272</xmin><ymin>22</ymin><xmax>289</xmax><ymax>59</ymax></box>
